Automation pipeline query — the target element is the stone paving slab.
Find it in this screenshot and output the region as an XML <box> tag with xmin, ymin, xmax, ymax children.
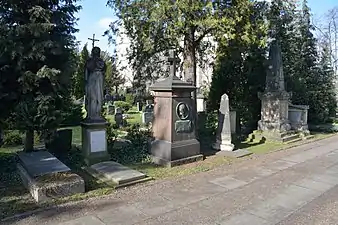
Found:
<box><xmin>271</xmin><ymin>185</ymin><xmax>320</xmax><ymax>210</ymax></box>
<box><xmin>158</xmin><ymin>181</ymin><xmax>225</xmax><ymax>206</ymax></box>
<box><xmin>276</xmin><ymin>185</ymin><xmax>338</xmax><ymax>225</ymax></box>
<box><xmin>294</xmin><ymin>178</ymin><xmax>334</xmax><ymax>192</ymax></box>
<box><xmin>245</xmin><ymin>201</ymin><xmax>294</xmax><ymax>224</ymax></box>
<box><xmin>310</xmin><ymin>173</ymin><xmax>338</xmax><ymax>185</ymax></box>
<box><xmin>231</xmin><ymin>167</ymin><xmax>277</xmax><ymax>183</ymax></box>
<box><xmin>265</xmin><ymin>159</ymin><xmax>298</xmax><ymax>171</ymax></box>
<box><xmin>217</xmin><ymin>212</ymin><xmax>270</xmax><ymax>225</ymax></box>
<box><xmin>208</xmin><ymin>176</ymin><xmax>248</xmax><ymax>190</ymax></box>
<box><xmin>60</xmin><ymin>216</ymin><xmax>105</xmax><ymax>225</ymax></box>
<box><xmin>95</xmin><ymin>205</ymin><xmax>147</xmax><ymax>225</ymax></box>
<box><xmin>131</xmin><ymin>194</ymin><xmax>178</xmax><ymax>217</ymax></box>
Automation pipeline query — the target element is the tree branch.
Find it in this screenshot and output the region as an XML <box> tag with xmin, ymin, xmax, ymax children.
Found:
<box><xmin>195</xmin><ymin>28</ymin><xmax>214</xmax><ymax>44</ymax></box>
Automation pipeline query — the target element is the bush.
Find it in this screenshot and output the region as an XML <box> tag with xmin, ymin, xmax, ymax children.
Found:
<box><xmin>2</xmin><ymin>130</ymin><xmax>23</xmax><ymax>147</ymax></box>
<box><xmin>125</xmin><ymin>93</ymin><xmax>135</xmax><ymax>105</ymax></box>
<box><xmin>114</xmin><ymin>101</ymin><xmax>132</xmax><ymax>112</ymax></box>
<box><xmin>109</xmin><ymin>124</ymin><xmax>152</xmax><ymax>164</ymax></box>
<box><xmin>106</xmin><ymin>123</ymin><xmax>117</xmax><ymax>145</ymax></box>
<box><xmin>61</xmin><ymin>102</ymin><xmax>83</xmax><ymax>126</ymax></box>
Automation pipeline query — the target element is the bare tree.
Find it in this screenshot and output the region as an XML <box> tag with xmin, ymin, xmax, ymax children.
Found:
<box><xmin>313</xmin><ymin>7</ymin><xmax>338</xmax><ymax>75</ymax></box>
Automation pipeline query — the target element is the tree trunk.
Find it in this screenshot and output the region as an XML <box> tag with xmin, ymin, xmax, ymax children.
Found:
<box><xmin>0</xmin><ymin>127</ymin><xmax>3</xmax><ymax>146</ymax></box>
<box><xmin>115</xmin><ymin>85</ymin><xmax>118</xmax><ymax>94</ymax></box>
<box><xmin>183</xmin><ymin>26</ymin><xmax>198</xmax><ymax>138</ymax></box>
<box><xmin>24</xmin><ymin>129</ymin><xmax>34</xmax><ymax>152</ymax></box>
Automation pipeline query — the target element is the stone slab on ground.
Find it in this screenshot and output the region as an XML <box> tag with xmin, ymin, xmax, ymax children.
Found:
<box><xmin>18</xmin><ymin>151</ymin><xmax>70</xmax><ymax>177</ymax></box>
<box><xmin>61</xmin><ymin>216</ymin><xmax>105</xmax><ymax>225</ymax></box>
<box><xmin>87</xmin><ymin>161</ymin><xmax>152</xmax><ymax>188</ymax></box>
<box><xmin>215</xmin><ymin>149</ymin><xmax>253</xmax><ymax>158</ymax></box>
<box><xmin>17</xmin><ymin>151</ymin><xmax>85</xmax><ymax>203</ymax></box>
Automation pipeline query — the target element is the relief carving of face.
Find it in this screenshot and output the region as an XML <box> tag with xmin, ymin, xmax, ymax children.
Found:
<box><xmin>177</xmin><ymin>103</ymin><xmax>189</xmax><ymax>120</ymax></box>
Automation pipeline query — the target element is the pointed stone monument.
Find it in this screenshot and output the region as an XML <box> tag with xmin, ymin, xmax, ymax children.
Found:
<box><xmin>213</xmin><ymin>93</ymin><xmax>234</xmax><ymax>151</ymax></box>
<box><xmin>257</xmin><ymin>40</ymin><xmax>292</xmax><ymax>136</ymax></box>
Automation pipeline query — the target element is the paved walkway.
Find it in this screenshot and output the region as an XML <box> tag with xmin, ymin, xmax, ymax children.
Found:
<box><xmin>3</xmin><ymin>135</ymin><xmax>338</xmax><ymax>225</ymax></box>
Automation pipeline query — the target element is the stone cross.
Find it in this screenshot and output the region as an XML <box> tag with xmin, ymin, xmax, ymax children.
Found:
<box><xmin>88</xmin><ymin>34</ymin><xmax>99</xmax><ymax>49</ymax></box>
<box><xmin>167</xmin><ymin>49</ymin><xmax>180</xmax><ymax>77</ymax></box>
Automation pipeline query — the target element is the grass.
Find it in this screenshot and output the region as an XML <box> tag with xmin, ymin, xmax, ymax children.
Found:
<box><xmin>0</xmin><ymin>129</ymin><xmax>336</xmax><ymax>220</ymax></box>
<box><xmin>239</xmin><ymin>132</ymin><xmax>336</xmax><ymax>154</ymax></box>
<box><xmin>105</xmin><ymin>107</ymin><xmax>143</xmax><ymax>127</ymax></box>
<box><xmin>130</xmin><ymin>156</ymin><xmax>234</xmax><ymax>179</ymax></box>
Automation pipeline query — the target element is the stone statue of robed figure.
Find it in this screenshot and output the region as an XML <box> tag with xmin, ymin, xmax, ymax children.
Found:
<box><xmin>85</xmin><ymin>47</ymin><xmax>106</xmax><ymax>122</ymax></box>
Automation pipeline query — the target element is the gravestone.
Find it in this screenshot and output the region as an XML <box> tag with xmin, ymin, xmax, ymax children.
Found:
<box><xmin>86</xmin><ymin>161</ymin><xmax>152</xmax><ymax>188</ymax></box>
<box><xmin>212</xmin><ymin>93</ymin><xmax>234</xmax><ymax>151</ymax></box>
<box><xmin>114</xmin><ymin>107</ymin><xmax>123</xmax><ymax>127</ymax></box>
<box><xmin>46</xmin><ymin>129</ymin><xmax>72</xmax><ymax>156</ymax></box>
<box><xmin>142</xmin><ymin>104</ymin><xmax>154</xmax><ymax>125</ymax></box>
<box><xmin>137</xmin><ymin>102</ymin><xmax>143</xmax><ymax>111</ymax></box>
<box><xmin>17</xmin><ymin>151</ymin><xmax>84</xmax><ymax>202</ymax></box>
<box><xmin>149</xmin><ymin>49</ymin><xmax>202</xmax><ymax>167</ymax></box>
<box><xmin>197</xmin><ymin>93</ymin><xmax>206</xmax><ymax>112</ymax></box>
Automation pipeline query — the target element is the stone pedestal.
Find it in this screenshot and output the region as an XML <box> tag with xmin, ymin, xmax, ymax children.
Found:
<box><xmin>81</xmin><ymin>121</ymin><xmax>110</xmax><ymax>166</ymax></box>
<box><xmin>257</xmin><ymin>91</ymin><xmax>293</xmax><ymax>141</ymax></box>
<box><xmin>149</xmin><ymin>76</ymin><xmax>202</xmax><ymax>167</ymax></box>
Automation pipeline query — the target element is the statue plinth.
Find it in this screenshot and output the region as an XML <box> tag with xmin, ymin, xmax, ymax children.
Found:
<box><xmin>257</xmin><ymin>90</ymin><xmax>292</xmax><ymax>136</ymax></box>
<box><xmin>81</xmin><ymin>121</ymin><xmax>109</xmax><ymax>166</ymax></box>
<box><xmin>149</xmin><ymin>75</ymin><xmax>202</xmax><ymax>167</ymax></box>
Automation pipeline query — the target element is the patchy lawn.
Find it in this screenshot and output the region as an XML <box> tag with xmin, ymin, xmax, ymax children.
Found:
<box><xmin>240</xmin><ymin>132</ymin><xmax>337</xmax><ymax>154</ymax></box>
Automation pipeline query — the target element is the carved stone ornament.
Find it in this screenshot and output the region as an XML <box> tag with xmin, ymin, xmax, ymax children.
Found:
<box><xmin>176</xmin><ymin>102</ymin><xmax>190</xmax><ymax>120</ymax></box>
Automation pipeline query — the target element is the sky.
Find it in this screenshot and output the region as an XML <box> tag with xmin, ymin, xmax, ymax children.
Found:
<box><xmin>75</xmin><ymin>0</ymin><xmax>338</xmax><ymax>54</ymax></box>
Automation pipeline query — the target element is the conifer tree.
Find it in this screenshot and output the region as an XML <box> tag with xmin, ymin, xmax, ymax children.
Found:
<box><xmin>0</xmin><ymin>0</ymin><xmax>80</xmax><ymax>151</ymax></box>
<box><xmin>295</xmin><ymin>0</ymin><xmax>335</xmax><ymax>123</ymax></box>
<box><xmin>208</xmin><ymin>1</ymin><xmax>268</xmax><ymax>126</ymax></box>
<box><xmin>73</xmin><ymin>44</ymin><xmax>89</xmax><ymax>99</ymax></box>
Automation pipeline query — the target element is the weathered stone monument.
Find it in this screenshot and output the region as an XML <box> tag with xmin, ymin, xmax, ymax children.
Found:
<box><xmin>81</xmin><ymin>47</ymin><xmax>110</xmax><ymax>165</ymax></box>
<box><xmin>253</xmin><ymin>40</ymin><xmax>311</xmax><ymax>142</ymax></box>
<box><xmin>213</xmin><ymin>93</ymin><xmax>234</xmax><ymax>151</ymax></box>
<box><xmin>149</xmin><ymin>49</ymin><xmax>203</xmax><ymax>167</ymax></box>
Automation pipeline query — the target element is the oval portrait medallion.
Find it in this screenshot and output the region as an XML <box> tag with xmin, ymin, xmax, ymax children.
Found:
<box><xmin>176</xmin><ymin>102</ymin><xmax>190</xmax><ymax>120</ymax></box>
